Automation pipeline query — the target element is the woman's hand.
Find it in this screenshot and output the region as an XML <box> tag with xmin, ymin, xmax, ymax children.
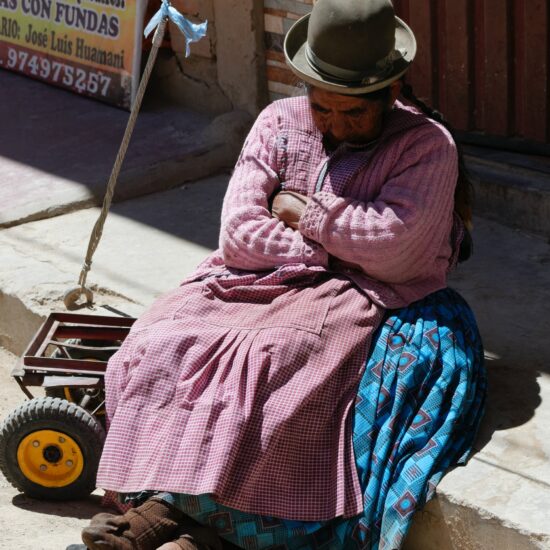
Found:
<box><xmin>271</xmin><ymin>190</ymin><xmax>309</xmax><ymax>230</ymax></box>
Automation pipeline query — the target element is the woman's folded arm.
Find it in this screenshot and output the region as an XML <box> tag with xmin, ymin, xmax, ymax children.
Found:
<box><xmin>299</xmin><ymin>131</ymin><xmax>458</xmax><ymax>283</ymax></box>
<box><xmin>219</xmin><ymin>107</ymin><xmax>329</xmax><ymax>271</ymax></box>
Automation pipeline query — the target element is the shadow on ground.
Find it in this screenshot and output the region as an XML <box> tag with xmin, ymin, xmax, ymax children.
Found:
<box><xmin>448</xmin><ymin>218</ymin><xmax>549</xmax><ymax>479</ymax></box>
<box><xmin>11</xmin><ymin>493</ymin><xmax>103</xmax><ymax>520</ymax></box>
<box><xmin>0</xmin><ymin>70</ymin><xmax>207</xmax><ymax>193</ymax></box>
<box><xmin>0</xmin><ymin>70</ymin><xmax>249</xmax><ymax>229</ymax></box>
<box><xmin>473</xmin><ymin>363</ymin><xmax>542</xmax><ymax>455</ymax></box>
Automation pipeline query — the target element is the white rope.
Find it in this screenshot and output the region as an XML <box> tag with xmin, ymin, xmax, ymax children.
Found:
<box><xmin>64</xmin><ymin>17</ymin><xmax>168</xmax><ymax>311</ymax></box>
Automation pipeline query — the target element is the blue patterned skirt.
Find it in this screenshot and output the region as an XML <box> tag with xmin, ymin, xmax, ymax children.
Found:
<box><xmin>152</xmin><ymin>287</ymin><xmax>486</xmax><ymax>549</ymax></box>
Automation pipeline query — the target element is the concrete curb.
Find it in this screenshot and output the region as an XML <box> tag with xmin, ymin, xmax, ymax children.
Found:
<box><xmin>406</xmin><ymin>494</ymin><xmax>550</xmax><ymax>550</ymax></box>
<box><xmin>466</xmin><ymin>155</ymin><xmax>550</xmax><ymax>240</ymax></box>
<box><xmin>0</xmin><ymin>175</ymin><xmax>229</xmax><ymax>354</ymax></box>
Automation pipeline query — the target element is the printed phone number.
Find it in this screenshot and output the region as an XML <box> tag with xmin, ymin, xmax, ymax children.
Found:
<box><xmin>4</xmin><ymin>47</ymin><xmax>112</xmax><ymax>96</ymax></box>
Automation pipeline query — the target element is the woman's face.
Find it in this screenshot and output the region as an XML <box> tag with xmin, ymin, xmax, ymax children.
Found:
<box><xmin>308</xmin><ymin>84</ymin><xmax>398</xmax><ymax>147</ymax></box>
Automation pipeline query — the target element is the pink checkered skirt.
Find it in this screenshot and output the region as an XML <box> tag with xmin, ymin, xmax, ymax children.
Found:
<box><xmin>97</xmin><ymin>265</ymin><xmax>383</xmax><ymax>521</ymax></box>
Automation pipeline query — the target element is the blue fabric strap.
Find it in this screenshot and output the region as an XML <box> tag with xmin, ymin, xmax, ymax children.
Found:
<box><xmin>144</xmin><ymin>0</ymin><xmax>208</xmax><ymax>57</ymax></box>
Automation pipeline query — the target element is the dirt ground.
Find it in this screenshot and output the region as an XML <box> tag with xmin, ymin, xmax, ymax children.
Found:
<box><xmin>0</xmin><ymin>347</ymin><xmax>104</xmax><ymax>550</ymax></box>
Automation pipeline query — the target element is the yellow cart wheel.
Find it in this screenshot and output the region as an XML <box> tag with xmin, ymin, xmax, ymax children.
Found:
<box><xmin>0</xmin><ymin>397</ymin><xmax>105</xmax><ymax>500</ymax></box>
<box><xmin>17</xmin><ymin>430</ymin><xmax>84</xmax><ymax>488</ymax></box>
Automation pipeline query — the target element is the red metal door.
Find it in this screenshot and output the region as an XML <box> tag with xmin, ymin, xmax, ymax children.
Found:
<box><xmin>394</xmin><ymin>0</ymin><xmax>549</xmax><ymax>144</ymax></box>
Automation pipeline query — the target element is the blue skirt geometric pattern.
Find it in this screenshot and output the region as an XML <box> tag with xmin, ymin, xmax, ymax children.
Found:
<box><xmin>157</xmin><ymin>287</ymin><xmax>487</xmax><ymax>550</ymax></box>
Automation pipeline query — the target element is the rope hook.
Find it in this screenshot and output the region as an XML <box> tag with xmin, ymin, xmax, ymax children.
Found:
<box><xmin>64</xmin><ymin>287</ymin><xmax>94</xmax><ymax>311</ymax></box>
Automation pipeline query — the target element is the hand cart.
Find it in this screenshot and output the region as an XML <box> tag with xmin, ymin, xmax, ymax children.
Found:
<box><xmin>0</xmin><ymin>313</ymin><xmax>134</xmax><ymax>500</ymax></box>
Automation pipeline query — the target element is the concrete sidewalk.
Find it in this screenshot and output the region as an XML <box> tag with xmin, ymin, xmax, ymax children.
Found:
<box><xmin>0</xmin><ymin>174</ymin><xmax>228</xmax><ymax>352</ymax></box>
<box><xmin>0</xmin><ymin>70</ymin><xmax>251</xmax><ymax>229</ymax></box>
<box><xmin>465</xmin><ymin>145</ymin><xmax>550</xmax><ymax>240</ymax></box>
<box><xmin>1</xmin><ymin>174</ymin><xmax>549</xmax><ymax>548</ymax></box>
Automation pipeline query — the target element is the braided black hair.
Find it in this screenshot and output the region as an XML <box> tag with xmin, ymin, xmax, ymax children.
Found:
<box><xmin>400</xmin><ymin>82</ymin><xmax>473</xmax><ymax>262</ymax></box>
<box><xmin>400</xmin><ymin>82</ymin><xmax>473</xmax><ymax>232</ymax></box>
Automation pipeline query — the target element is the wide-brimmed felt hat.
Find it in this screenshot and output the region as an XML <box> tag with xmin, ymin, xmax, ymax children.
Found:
<box><xmin>284</xmin><ymin>0</ymin><xmax>416</xmax><ymax>95</ymax></box>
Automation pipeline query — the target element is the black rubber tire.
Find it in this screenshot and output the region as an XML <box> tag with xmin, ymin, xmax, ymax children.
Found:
<box><xmin>0</xmin><ymin>397</ymin><xmax>105</xmax><ymax>500</ymax></box>
<box><xmin>44</xmin><ymin>387</ymin><xmax>66</xmax><ymax>399</ymax></box>
<box><xmin>45</xmin><ymin>386</ymin><xmax>105</xmax><ymax>405</ymax></box>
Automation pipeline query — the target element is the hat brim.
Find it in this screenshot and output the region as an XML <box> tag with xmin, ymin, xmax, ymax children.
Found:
<box><xmin>284</xmin><ymin>13</ymin><xmax>416</xmax><ymax>95</ymax></box>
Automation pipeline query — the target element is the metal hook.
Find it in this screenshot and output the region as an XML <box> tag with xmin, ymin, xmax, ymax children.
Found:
<box><xmin>64</xmin><ymin>287</ymin><xmax>94</xmax><ymax>311</ymax></box>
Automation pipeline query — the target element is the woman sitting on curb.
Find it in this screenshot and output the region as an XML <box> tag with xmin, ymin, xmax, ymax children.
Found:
<box><xmin>73</xmin><ymin>1</ymin><xmax>486</xmax><ymax>548</ymax></box>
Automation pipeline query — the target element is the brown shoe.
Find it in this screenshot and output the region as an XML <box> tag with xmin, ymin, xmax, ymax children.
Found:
<box><xmin>81</xmin><ymin>497</ymin><xmax>184</xmax><ymax>550</ymax></box>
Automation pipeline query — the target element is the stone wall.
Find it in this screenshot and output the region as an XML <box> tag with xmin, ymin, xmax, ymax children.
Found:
<box><xmin>263</xmin><ymin>0</ymin><xmax>315</xmax><ymax>101</ymax></box>
<box><xmin>147</xmin><ymin>0</ymin><xmax>267</xmax><ymax>116</ymax></box>
<box><xmin>146</xmin><ymin>0</ymin><xmax>229</xmax><ymax>114</ymax></box>
<box><xmin>148</xmin><ymin>0</ymin><xmax>322</xmax><ymax>114</ymax></box>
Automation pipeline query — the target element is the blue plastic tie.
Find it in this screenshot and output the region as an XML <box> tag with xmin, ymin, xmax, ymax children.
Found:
<box><xmin>144</xmin><ymin>0</ymin><xmax>208</xmax><ymax>57</ymax></box>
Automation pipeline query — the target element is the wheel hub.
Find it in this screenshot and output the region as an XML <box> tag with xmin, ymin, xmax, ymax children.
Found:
<box><xmin>43</xmin><ymin>445</ymin><xmax>62</xmax><ymax>464</ymax></box>
<box><xmin>17</xmin><ymin>430</ymin><xmax>84</xmax><ymax>488</ymax></box>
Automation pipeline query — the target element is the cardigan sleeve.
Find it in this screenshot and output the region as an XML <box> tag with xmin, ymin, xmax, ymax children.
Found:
<box><xmin>299</xmin><ymin>126</ymin><xmax>458</xmax><ymax>284</ymax></box>
<box><xmin>219</xmin><ymin>106</ymin><xmax>329</xmax><ymax>271</ymax></box>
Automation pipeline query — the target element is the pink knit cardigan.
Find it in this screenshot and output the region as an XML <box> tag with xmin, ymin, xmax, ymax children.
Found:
<box><xmin>199</xmin><ymin>96</ymin><xmax>459</xmax><ymax>308</ymax></box>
